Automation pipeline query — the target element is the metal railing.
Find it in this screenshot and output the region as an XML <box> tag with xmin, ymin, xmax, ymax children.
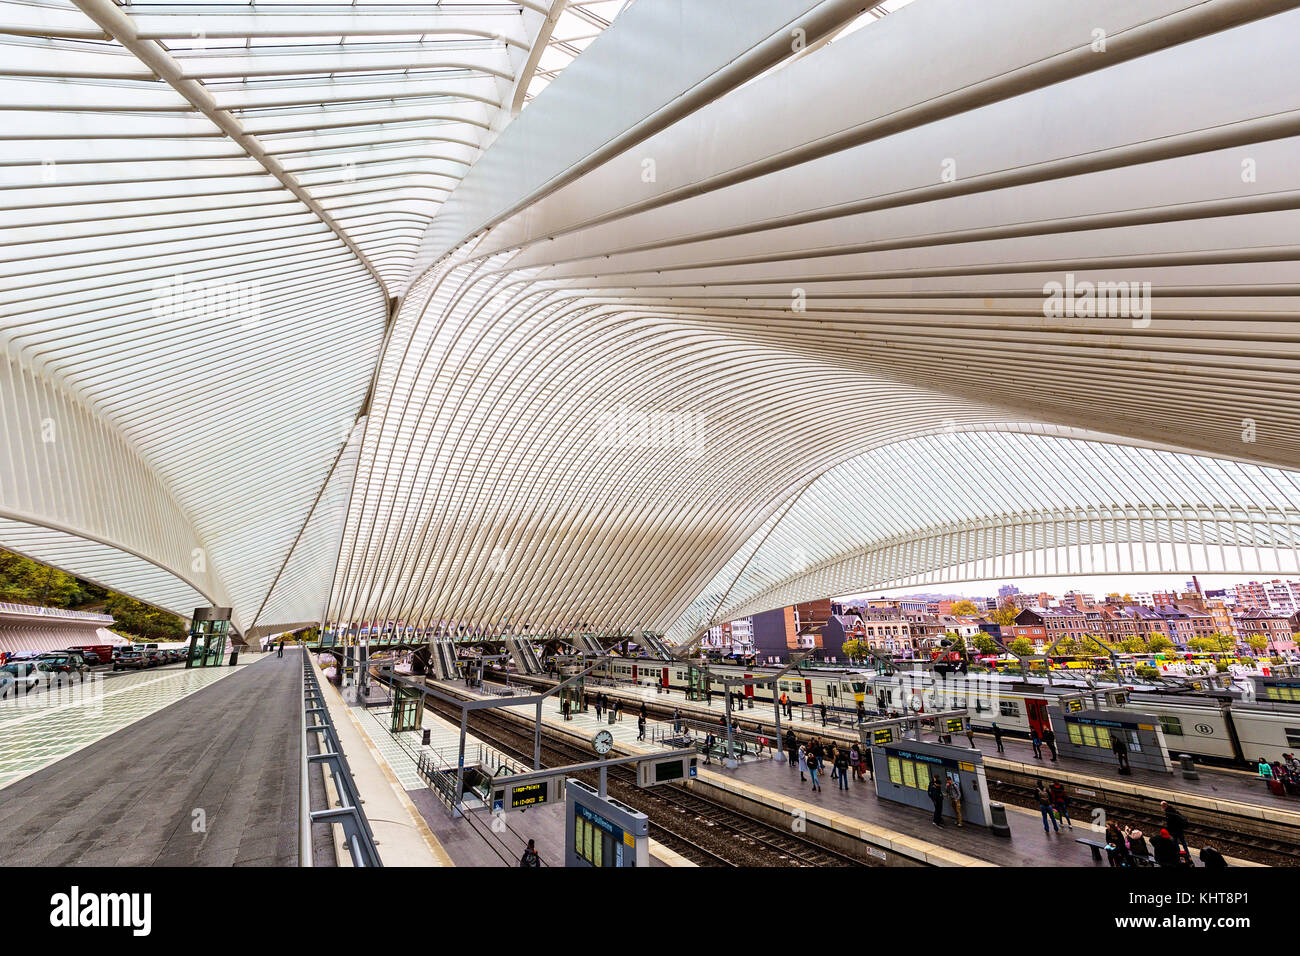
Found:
<box><xmin>301</xmin><ymin>653</ymin><xmax>383</xmax><ymax>867</ymax></box>
<box><xmin>0</xmin><ymin>601</ymin><xmax>114</xmax><ymax>623</ymax></box>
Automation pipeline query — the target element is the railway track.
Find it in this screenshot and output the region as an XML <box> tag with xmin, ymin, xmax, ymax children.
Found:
<box><xmin>376</xmin><ymin>672</ymin><xmax>868</xmax><ymax>867</ymax></box>
<box><xmin>516</xmin><ymin>672</ymin><xmax>1300</xmax><ymax>866</ymax></box>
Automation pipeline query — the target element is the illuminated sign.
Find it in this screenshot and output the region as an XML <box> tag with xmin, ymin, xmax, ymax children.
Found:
<box><xmin>873</xmin><ymin>728</ymin><xmax>894</xmax><ymax>745</ymax></box>
<box><xmin>510</xmin><ymin>781</ymin><xmax>548</xmax><ymax>809</ymax></box>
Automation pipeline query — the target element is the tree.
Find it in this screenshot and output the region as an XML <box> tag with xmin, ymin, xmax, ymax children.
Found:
<box><xmin>1008</xmin><ymin>637</ymin><xmax>1034</xmax><ymax>658</ymax></box>
<box><xmin>841</xmin><ymin>638</ymin><xmax>867</xmax><ymax>662</ymax></box>
<box><xmin>972</xmin><ymin>633</ymin><xmax>1000</xmax><ymax>656</ymax></box>
<box><xmin>950</xmin><ymin>600</ymin><xmax>978</xmax><ymax>616</ymax></box>
<box><xmin>1207</xmin><ymin>632</ymin><xmax>1236</xmax><ymax>653</ymax></box>
<box><xmin>1247</xmin><ymin>634</ymin><xmax>1268</xmax><ymax>654</ymax></box>
<box><xmin>1118</xmin><ymin>637</ymin><xmax>1146</xmax><ymax>653</ymax></box>
<box><xmin>1187</xmin><ymin>637</ymin><xmax>1214</xmax><ymax>653</ymax></box>
<box><xmin>104</xmin><ymin>593</ymin><xmax>187</xmax><ymax>643</ymax></box>
<box><xmin>988</xmin><ymin>605</ymin><xmax>1019</xmax><ymax>627</ymax></box>
<box><xmin>0</xmin><ymin>550</ymin><xmax>95</xmax><ymax>608</ymax></box>
<box><xmin>1146</xmin><ymin>634</ymin><xmax>1174</xmax><ymax>653</ymax></box>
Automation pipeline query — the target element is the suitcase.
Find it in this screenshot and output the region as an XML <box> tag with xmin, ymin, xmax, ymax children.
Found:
<box><xmin>1268</xmin><ymin>778</ymin><xmax>1285</xmax><ymax>796</ymax></box>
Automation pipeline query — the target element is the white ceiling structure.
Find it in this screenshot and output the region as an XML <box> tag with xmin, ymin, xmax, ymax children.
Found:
<box><xmin>4</xmin><ymin>0</ymin><xmax>1300</xmax><ymax>641</ymax></box>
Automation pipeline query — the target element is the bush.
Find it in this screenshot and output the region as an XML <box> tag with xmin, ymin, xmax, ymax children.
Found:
<box><xmin>1136</xmin><ymin>666</ymin><xmax>1161</xmax><ymax>679</ymax></box>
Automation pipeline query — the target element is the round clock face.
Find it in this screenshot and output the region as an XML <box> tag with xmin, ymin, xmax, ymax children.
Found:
<box><xmin>593</xmin><ymin>729</ymin><xmax>614</xmax><ymax>754</ymax></box>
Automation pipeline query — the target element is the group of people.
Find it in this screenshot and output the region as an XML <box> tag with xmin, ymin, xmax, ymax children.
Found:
<box><xmin>1100</xmin><ymin>800</ymin><xmax>1226</xmax><ymax>868</ymax></box>
<box><xmin>1257</xmin><ymin>752</ymin><xmax>1300</xmax><ymax>795</ymax></box>
<box><xmin>783</xmin><ymin>729</ymin><xmax>868</xmax><ymax>793</ymax></box>
<box><xmin>1032</xmin><ymin>778</ymin><xmax>1074</xmax><ymax>833</ymax></box>
<box><xmin>926</xmin><ymin>774</ymin><xmax>966</xmax><ymax>827</ymax></box>
<box><xmin>1030</xmin><ymin>727</ymin><xmax>1059</xmax><ymax>761</ymax></box>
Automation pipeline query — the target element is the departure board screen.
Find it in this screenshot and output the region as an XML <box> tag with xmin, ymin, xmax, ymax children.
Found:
<box><xmin>510</xmin><ymin>781</ymin><xmax>548</xmax><ymax>809</ymax></box>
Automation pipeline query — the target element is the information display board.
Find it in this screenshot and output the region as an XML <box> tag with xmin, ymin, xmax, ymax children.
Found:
<box><xmin>636</xmin><ymin>753</ymin><xmax>698</xmax><ymax>787</ymax></box>
<box><xmin>565</xmin><ymin>779</ymin><xmax>648</xmax><ymax>867</ymax></box>
<box><xmin>491</xmin><ymin>773</ymin><xmax>567</xmax><ymax>813</ymax></box>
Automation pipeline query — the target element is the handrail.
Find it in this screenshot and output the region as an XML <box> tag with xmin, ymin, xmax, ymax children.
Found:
<box><xmin>302</xmin><ymin>651</ymin><xmax>383</xmax><ymax>867</ymax></box>
<box><xmin>0</xmin><ymin>601</ymin><xmax>114</xmax><ymax>623</ymax></box>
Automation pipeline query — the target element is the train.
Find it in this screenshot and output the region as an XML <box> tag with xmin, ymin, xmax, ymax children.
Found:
<box><xmin>588</xmin><ymin>656</ymin><xmax>1300</xmax><ymax>765</ymax></box>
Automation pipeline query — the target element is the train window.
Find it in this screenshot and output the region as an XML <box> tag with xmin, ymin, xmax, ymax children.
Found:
<box><xmin>999</xmin><ymin>701</ymin><xmax>1019</xmax><ymax>718</ymax></box>
<box><xmin>1286</xmin><ymin>729</ymin><xmax>1300</xmax><ymax>749</ymax></box>
<box><xmin>1159</xmin><ymin>716</ymin><xmax>1183</xmax><ymax>737</ymax></box>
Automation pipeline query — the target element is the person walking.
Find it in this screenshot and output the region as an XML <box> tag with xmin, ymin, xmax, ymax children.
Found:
<box><xmin>1031</xmin><ymin>728</ymin><xmax>1044</xmax><ymax>759</ymax></box>
<box><xmin>797</xmin><ymin>743</ymin><xmax>808</xmax><ymax>783</ymax></box>
<box><xmin>637</xmin><ymin>713</ymin><xmax>646</xmax><ymax>740</ymax></box>
<box><xmin>927</xmin><ymin>776</ymin><xmax>945</xmax><ymax>827</ymax></box>
<box><xmin>992</xmin><ymin>722</ymin><xmax>1005</xmax><ymax>754</ymax></box>
<box><xmin>519</xmin><ymin>839</ymin><xmax>541</xmax><ymax>867</ymax></box>
<box><xmin>785</xmin><ymin>728</ymin><xmax>798</xmax><ymax>771</ymax></box>
<box><xmin>965</xmin><ymin>726</ymin><xmax>976</xmax><ymax>749</ymax></box>
<box><xmin>1034</xmin><ymin>779</ymin><xmax>1059</xmax><ymax>834</ymax></box>
<box><xmin>944</xmin><ymin>776</ymin><xmax>963</xmax><ymax>827</ymax></box>
<box><xmin>834</xmin><ymin>747</ymin><xmax>849</xmax><ymax>790</ymax></box>
<box><xmin>1111</xmin><ymin>732</ymin><xmax>1130</xmax><ymax>772</ymax></box>
<box><xmin>1048</xmin><ymin>780</ymin><xmax>1073</xmax><ymax>829</ymax></box>
<box><xmin>1161</xmin><ymin>801</ymin><xmax>1190</xmax><ymax>854</ymax></box>
<box><xmin>1043</xmin><ymin>727</ymin><xmax>1058</xmax><ymax>762</ymax></box>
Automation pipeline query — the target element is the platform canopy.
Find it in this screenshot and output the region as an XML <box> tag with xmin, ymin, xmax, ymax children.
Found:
<box><xmin>4</xmin><ymin>0</ymin><xmax>1300</xmax><ymax>640</ymax></box>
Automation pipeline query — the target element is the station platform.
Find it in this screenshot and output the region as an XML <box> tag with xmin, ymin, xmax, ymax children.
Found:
<box><xmin>530</xmin><ymin>676</ymin><xmax>1300</xmax><ymax>825</ymax></box>
<box><xmin>335</xmin><ymin>663</ymin><xmax>682</xmax><ymax>866</ymax></box>
<box><xmin>427</xmin><ymin>675</ymin><xmax>1262</xmax><ymax>867</ymax></box>
<box><xmin>0</xmin><ymin>652</ymin><xmax>300</xmax><ymax>866</ymax></box>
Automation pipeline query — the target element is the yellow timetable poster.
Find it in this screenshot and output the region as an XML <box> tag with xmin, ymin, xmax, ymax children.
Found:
<box><xmin>915</xmin><ymin>762</ymin><xmax>930</xmax><ymax>792</ymax></box>
<box><xmin>888</xmin><ymin>756</ymin><xmax>903</xmax><ymax>785</ymax></box>
<box><xmin>901</xmin><ymin>760</ymin><xmax>916</xmax><ymax>789</ymax></box>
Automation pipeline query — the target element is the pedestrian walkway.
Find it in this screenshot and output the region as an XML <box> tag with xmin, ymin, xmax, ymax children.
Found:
<box><xmin>0</xmin><ymin>652</ymin><xmax>301</xmax><ymax>866</ymax></box>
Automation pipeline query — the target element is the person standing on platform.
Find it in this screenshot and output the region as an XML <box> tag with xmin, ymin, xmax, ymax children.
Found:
<box><xmin>1111</xmin><ymin>732</ymin><xmax>1130</xmax><ymax>772</ymax></box>
<box><xmin>807</xmin><ymin>746</ymin><xmax>822</xmax><ymax>792</ymax></box>
<box><xmin>637</xmin><ymin>714</ymin><xmax>646</xmax><ymax>740</ymax></box>
<box><xmin>1048</xmin><ymin>780</ymin><xmax>1072</xmax><ymax>829</ymax></box>
<box><xmin>640</xmin><ymin>701</ymin><xmax>647</xmax><ymax>721</ymax></box>
<box><xmin>673</xmin><ymin>707</ymin><xmax>681</xmax><ymax>734</ymax></box>
<box><xmin>1034</xmin><ymin>779</ymin><xmax>1059</xmax><ymax>834</ymax></box>
<box><xmin>1043</xmin><ymin>727</ymin><xmax>1058</xmax><ymax>761</ymax></box>
<box><xmin>277</xmin><ymin>640</ymin><xmax>284</xmax><ymax>658</ymax></box>
<box><xmin>965</xmin><ymin>726</ymin><xmax>976</xmax><ymax>749</ymax></box>
<box><xmin>797</xmin><ymin>743</ymin><xmax>808</xmax><ymax>783</ymax></box>
<box><xmin>927</xmin><ymin>776</ymin><xmax>945</xmax><ymax>827</ymax></box>
<box><xmin>1161</xmin><ymin>801</ymin><xmax>1190</xmax><ymax>853</ymax></box>
<box><xmin>944</xmin><ymin>776</ymin><xmax>963</xmax><ymax>827</ymax></box>
<box><xmin>562</xmin><ymin>696</ymin><xmax>571</xmax><ymax>721</ymax></box>
<box><xmin>704</xmin><ymin>730</ymin><xmax>715</xmax><ymax>765</ymax></box>
<box><xmin>1105</xmin><ymin>821</ymin><xmax>1131</xmax><ymax>867</ymax></box>
<box><xmin>594</xmin><ymin>696</ymin><xmax>602</xmax><ymax>722</ymax></box>
<box><xmin>779</xmin><ymin>692</ymin><xmax>788</xmax><ymax>717</ymax></box>
<box><xmin>834</xmin><ymin>747</ymin><xmax>849</xmax><ymax>790</ymax></box>
<box><xmin>819</xmin><ymin>701</ymin><xmax>827</xmax><ymax>726</ymax></box>
<box><xmin>786</xmin><ymin>729</ymin><xmax>798</xmax><ymax>770</ymax></box>
<box><xmin>992</xmin><ymin>722</ymin><xmax>1005</xmax><ymax>754</ymax></box>
<box><xmin>1151</xmin><ymin>828</ymin><xmax>1180</xmax><ymax>867</ymax></box>
<box><xmin>849</xmin><ymin>743</ymin><xmax>862</xmax><ymax>781</ymax></box>
<box><xmin>520</xmin><ymin>839</ymin><xmax>540</xmax><ymax>867</ymax></box>
<box><xmin>1031</xmin><ymin>728</ymin><xmax>1043</xmax><ymax>759</ymax></box>
<box><xmin>613</xmin><ymin>698</ymin><xmax>621</xmax><ymax>722</ymax></box>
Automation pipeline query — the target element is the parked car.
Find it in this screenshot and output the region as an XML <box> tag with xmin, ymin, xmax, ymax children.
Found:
<box><xmin>112</xmin><ymin>651</ymin><xmax>146</xmax><ymax>671</ymax></box>
<box><xmin>144</xmin><ymin>650</ymin><xmax>167</xmax><ymax>667</ymax></box>
<box><xmin>37</xmin><ymin>653</ymin><xmax>89</xmax><ymax>682</ymax></box>
<box><xmin>0</xmin><ymin>661</ymin><xmax>41</xmax><ymax>696</ymax></box>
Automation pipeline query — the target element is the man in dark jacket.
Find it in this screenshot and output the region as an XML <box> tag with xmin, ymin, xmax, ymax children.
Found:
<box><xmin>1161</xmin><ymin>801</ymin><xmax>1190</xmax><ymax>853</ymax></box>
<box><xmin>927</xmin><ymin>777</ymin><xmax>945</xmax><ymax>826</ymax></box>
<box><xmin>1200</xmin><ymin>845</ymin><xmax>1228</xmax><ymax>868</ymax></box>
<box><xmin>785</xmin><ymin>728</ymin><xmax>798</xmax><ymax>770</ymax></box>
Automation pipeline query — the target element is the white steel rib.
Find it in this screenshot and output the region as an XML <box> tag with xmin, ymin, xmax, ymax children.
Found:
<box><xmin>4</xmin><ymin>0</ymin><xmax>1300</xmax><ymax>643</ymax></box>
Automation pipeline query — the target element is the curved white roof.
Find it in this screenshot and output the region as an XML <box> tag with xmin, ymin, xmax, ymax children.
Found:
<box><xmin>3</xmin><ymin>0</ymin><xmax>1300</xmax><ymax>641</ymax></box>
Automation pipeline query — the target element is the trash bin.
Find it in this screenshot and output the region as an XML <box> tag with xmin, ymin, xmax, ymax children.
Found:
<box><xmin>1179</xmin><ymin>753</ymin><xmax>1199</xmax><ymax>780</ymax></box>
<box><xmin>422</xmin><ymin>729</ymin><xmax>432</xmax><ymax>746</ymax></box>
<box><xmin>988</xmin><ymin>801</ymin><xmax>1011</xmax><ymax>838</ymax></box>
<box><xmin>228</xmin><ymin>650</ymin><xmax>239</xmax><ymax>666</ymax></box>
<box><xmin>608</xmin><ymin>711</ymin><xmax>616</xmax><ymax>725</ymax></box>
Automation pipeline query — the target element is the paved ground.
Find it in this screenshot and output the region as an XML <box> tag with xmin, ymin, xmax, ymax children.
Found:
<box><xmin>0</xmin><ymin>651</ymin><xmax>300</xmax><ymax>866</ymax></box>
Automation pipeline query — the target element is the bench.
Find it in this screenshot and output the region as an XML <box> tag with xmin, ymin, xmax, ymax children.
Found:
<box><xmin>1075</xmin><ymin>837</ymin><xmax>1108</xmax><ymax>862</ymax></box>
